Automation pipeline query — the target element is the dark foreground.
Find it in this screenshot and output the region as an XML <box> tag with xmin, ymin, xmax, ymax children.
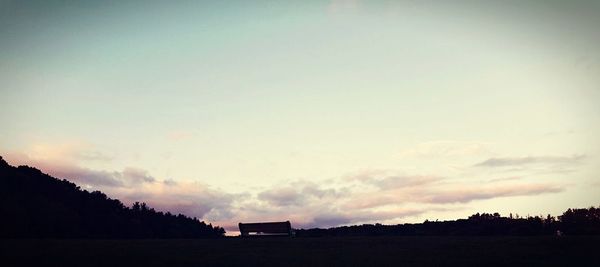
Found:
<box><xmin>1</xmin><ymin>236</ymin><xmax>598</xmax><ymax>267</ymax></box>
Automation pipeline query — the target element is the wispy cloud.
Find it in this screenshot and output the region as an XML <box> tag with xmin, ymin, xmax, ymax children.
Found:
<box><xmin>350</xmin><ymin>172</ymin><xmax>442</xmax><ymax>189</ymax></box>
<box><xmin>474</xmin><ymin>155</ymin><xmax>585</xmax><ymax>167</ymax></box>
<box><xmin>423</xmin><ymin>183</ymin><xmax>564</xmax><ymax>204</ymax></box>
<box><xmin>489</xmin><ymin>176</ymin><xmax>522</xmax><ymax>183</ymax></box>
<box><xmin>3</xmin><ymin>153</ymin><xmax>153</xmax><ymax>188</ymax></box>
<box><xmin>1</xmin><ymin>152</ymin><xmax>572</xmax><ymax>229</ymax></box>
<box><xmin>246</xmin><ymin>168</ymin><xmax>568</xmax><ymax>228</ymax></box>
<box><xmin>4</xmin><ymin>152</ymin><xmax>124</xmax><ymax>187</ymax></box>
<box><xmin>52</xmin><ymin>162</ymin><xmax>125</xmax><ymax>187</ymax></box>
<box><xmin>75</xmin><ymin>150</ymin><xmax>115</xmax><ymax>161</ymax></box>
<box><xmin>296</xmin><ymin>208</ymin><xmax>434</xmax><ymax>229</ymax></box>
<box><xmin>25</xmin><ymin>142</ymin><xmax>114</xmax><ymax>162</ymax></box>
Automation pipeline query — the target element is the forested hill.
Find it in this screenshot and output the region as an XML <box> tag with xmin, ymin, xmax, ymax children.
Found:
<box><xmin>0</xmin><ymin>156</ymin><xmax>225</xmax><ymax>238</ymax></box>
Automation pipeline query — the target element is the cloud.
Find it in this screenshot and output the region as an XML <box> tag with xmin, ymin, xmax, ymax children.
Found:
<box><xmin>241</xmin><ymin>166</ymin><xmax>570</xmax><ymax>229</ymax></box>
<box><xmin>236</xmin><ymin>175</ymin><xmax>442</xmax><ymax>229</ymax></box>
<box><xmin>24</xmin><ymin>142</ymin><xmax>114</xmax><ymax>162</ymax></box>
<box><xmin>423</xmin><ymin>183</ymin><xmax>564</xmax><ymax>204</ymax></box>
<box><xmin>4</xmin><ymin>153</ymin><xmax>122</xmax><ymax>187</ymax></box>
<box><xmin>125</xmin><ymin>184</ymin><xmax>237</xmax><ymax>221</ymax></box>
<box><xmin>49</xmin><ymin>164</ymin><xmax>155</xmax><ymax>189</ymax></box>
<box><xmin>310</xmin><ymin>213</ymin><xmax>352</xmax><ymax>228</ymax></box>
<box><xmin>3</xmin><ymin>153</ymin><xmax>154</xmax><ymax>188</ymax></box>
<box><xmin>298</xmin><ymin>208</ymin><xmax>430</xmax><ymax>229</ymax></box>
<box><xmin>122</xmin><ymin>167</ymin><xmax>155</xmax><ymax>185</ymax></box>
<box><xmin>474</xmin><ymin>155</ymin><xmax>585</xmax><ymax>167</ymax></box>
<box><xmin>1</xmin><ymin>151</ymin><xmax>573</xmax><ymax>230</ymax></box>
<box><xmin>258</xmin><ymin>187</ymin><xmax>303</xmax><ymax>206</ymax></box>
<box><xmin>257</xmin><ymin>181</ymin><xmax>340</xmax><ymax>207</ymax></box>
<box><xmin>47</xmin><ymin>163</ymin><xmax>125</xmax><ymax>187</ymax></box>
<box><xmin>339</xmin><ymin>167</ymin><xmax>568</xmax><ymax>209</ymax></box>
<box><xmin>74</xmin><ymin>150</ymin><xmax>115</xmax><ymax>161</ymax></box>
<box><xmin>301</xmin><ymin>182</ymin><xmax>339</xmax><ymax>198</ymax></box>
<box><xmin>163</xmin><ymin>178</ymin><xmax>177</xmax><ymax>186</ymax></box>
<box><xmin>489</xmin><ymin>176</ymin><xmax>522</xmax><ymax>182</ymax></box>
<box><xmin>350</xmin><ymin>171</ymin><xmax>441</xmax><ymax>189</ymax></box>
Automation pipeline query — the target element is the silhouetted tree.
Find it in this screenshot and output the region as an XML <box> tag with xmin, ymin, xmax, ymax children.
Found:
<box><xmin>295</xmin><ymin>207</ymin><xmax>599</xmax><ymax>237</ymax></box>
<box><xmin>559</xmin><ymin>207</ymin><xmax>600</xmax><ymax>235</ymax></box>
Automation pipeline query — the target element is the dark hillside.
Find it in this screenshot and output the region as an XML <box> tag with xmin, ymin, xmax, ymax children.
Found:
<box><xmin>0</xmin><ymin>156</ymin><xmax>224</xmax><ymax>238</ymax></box>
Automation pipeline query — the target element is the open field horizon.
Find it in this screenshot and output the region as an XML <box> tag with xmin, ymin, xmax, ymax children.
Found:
<box><xmin>2</xmin><ymin>236</ymin><xmax>598</xmax><ymax>267</ymax></box>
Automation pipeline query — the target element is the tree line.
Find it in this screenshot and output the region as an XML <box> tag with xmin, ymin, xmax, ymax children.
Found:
<box><xmin>296</xmin><ymin>207</ymin><xmax>600</xmax><ymax>237</ymax></box>
<box><xmin>0</xmin><ymin>156</ymin><xmax>225</xmax><ymax>238</ymax></box>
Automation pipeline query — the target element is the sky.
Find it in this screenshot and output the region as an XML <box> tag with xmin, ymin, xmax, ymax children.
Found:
<box><xmin>1</xmin><ymin>0</ymin><xmax>599</xmax><ymax>234</ymax></box>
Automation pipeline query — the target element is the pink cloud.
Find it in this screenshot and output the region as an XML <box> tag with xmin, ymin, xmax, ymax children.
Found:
<box><xmin>423</xmin><ymin>183</ymin><xmax>564</xmax><ymax>204</ymax></box>
<box><xmin>0</xmin><ymin>152</ymin><xmax>570</xmax><ymax>230</ymax></box>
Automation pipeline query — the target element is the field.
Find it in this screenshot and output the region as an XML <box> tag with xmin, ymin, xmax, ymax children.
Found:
<box><xmin>1</xmin><ymin>236</ymin><xmax>598</xmax><ymax>266</ymax></box>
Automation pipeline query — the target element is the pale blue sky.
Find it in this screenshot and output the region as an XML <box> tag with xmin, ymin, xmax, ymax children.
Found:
<box><xmin>1</xmin><ymin>0</ymin><xmax>599</xmax><ymax>231</ymax></box>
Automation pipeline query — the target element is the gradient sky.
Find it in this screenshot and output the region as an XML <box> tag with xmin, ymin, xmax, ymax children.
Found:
<box><xmin>1</xmin><ymin>0</ymin><xmax>599</xmax><ymax>233</ymax></box>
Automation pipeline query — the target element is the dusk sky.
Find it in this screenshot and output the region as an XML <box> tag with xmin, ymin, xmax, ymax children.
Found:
<box><xmin>1</xmin><ymin>0</ymin><xmax>599</xmax><ymax>233</ymax></box>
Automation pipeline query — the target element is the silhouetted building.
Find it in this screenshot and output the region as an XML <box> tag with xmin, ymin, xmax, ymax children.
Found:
<box><xmin>239</xmin><ymin>221</ymin><xmax>293</xmax><ymax>237</ymax></box>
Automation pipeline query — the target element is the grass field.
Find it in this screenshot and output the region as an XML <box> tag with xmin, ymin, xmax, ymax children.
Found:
<box><xmin>1</xmin><ymin>236</ymin><xmax>598</xmax><ymax>266</ymax></box>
